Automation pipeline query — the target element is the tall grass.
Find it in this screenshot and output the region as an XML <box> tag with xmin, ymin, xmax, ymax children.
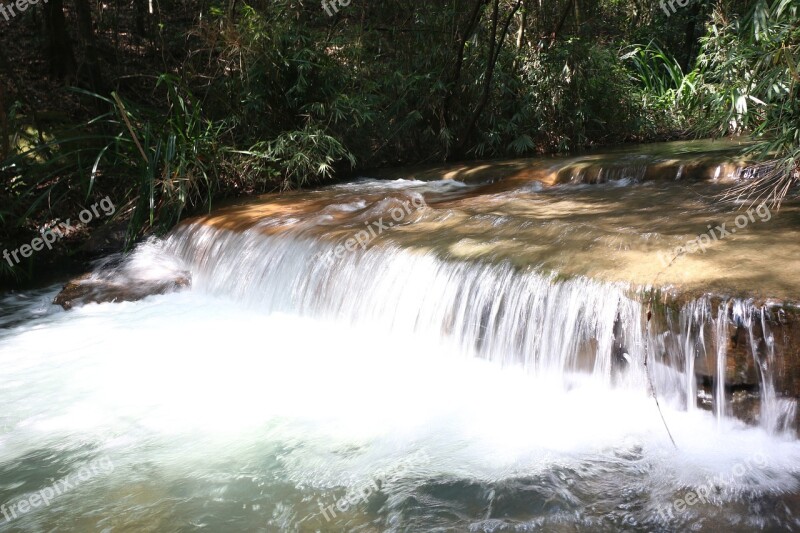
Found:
<box><xmin>0</xmin><ymin>68</ymin><xmax>357</xmax><ymax>283</ymax></box>
<box><xmin>622</xmin><ymin>41</ymin><xmax>700</xmax><ymax>137</ymax></box>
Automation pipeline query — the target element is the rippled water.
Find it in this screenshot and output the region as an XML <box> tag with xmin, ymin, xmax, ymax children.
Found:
<box><xmin>1</xmin><ymin>287</ymin><xmax>799</xmax><ymax>532</ymax></box>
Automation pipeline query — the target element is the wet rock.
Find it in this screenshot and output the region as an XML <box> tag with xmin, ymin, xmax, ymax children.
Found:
<box><xmin>54</xmin><ymin>270</ymin><xmax>191</xmax><ymax>310</ymax></box>
<box><xmin>54</xmin><ymin>241</ymin><xmax>192</xmax><ymax>310</ymax></box>
<box><xmin>692</xmin><ymin>302</ymin><xmax>800</xmax><ymax>398</ymax></box>
<box><xmin>696</xmin><ymin>382</ymin><xmax>760</xmax><ymax>417</ymax></box>
<box><xmin>673</xmin><ymin>299</ymin><xmax>800</xmax><ymax>434</ymax></box>
<box><xmin>729</xmin><ymin>390</ymin><xmax>764</xmax><ymax>426</ymax></box>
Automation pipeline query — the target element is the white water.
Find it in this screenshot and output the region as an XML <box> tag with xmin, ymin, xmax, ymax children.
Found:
<box><xmin>1</xmin><ymin>178</ymin><xmax>799</xmax><ymax>531</ymax></box>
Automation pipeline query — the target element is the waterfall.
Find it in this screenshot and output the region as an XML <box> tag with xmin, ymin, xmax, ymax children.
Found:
<box><xmin>714</xmin><ymin>301</ymin><xmax>729</xmax><ymax>423</ymax></box>
<box><xmin>162</xmin><ymin>222</ymin><xmax>645</xmax><ymax>386</ymax></box>
<box><xmin>679</xmin><ymin>298</ymin><xmax>709</xmax><ymax>414</ymax></box>
<box><xmin>158</xmin><ymin>220</ymin><xmax>797</xmax><ymax>435</ymax></box>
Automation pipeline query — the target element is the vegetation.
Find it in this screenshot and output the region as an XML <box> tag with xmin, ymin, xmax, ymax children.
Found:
<box><xmin>694</xmin><ymin>0</ymin><xmax>799</xmax><ymax>206</ymax></box>
<box><xmin>0</xmin><ymin>0</ymin><xmax>797</xmax><ymax>285</ymax></box>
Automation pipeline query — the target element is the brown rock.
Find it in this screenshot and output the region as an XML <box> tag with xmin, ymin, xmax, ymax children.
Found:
<box><xmin>54</xmin><ymin>272</ymin><xmax>191</xmax><ymax>310</ymax></box>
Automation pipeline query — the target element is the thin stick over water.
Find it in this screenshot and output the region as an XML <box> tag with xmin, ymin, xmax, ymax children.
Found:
<box><xmin>643</xmin><ymin>301</ymin><xmax>678</xmax><ymax>449</ymax></box>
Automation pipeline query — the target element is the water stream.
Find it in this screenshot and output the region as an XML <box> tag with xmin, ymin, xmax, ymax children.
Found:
<box><xmin>1</xmin><ymin>144</ymin><xmax>800</xmax><ymax>531</ymax></box>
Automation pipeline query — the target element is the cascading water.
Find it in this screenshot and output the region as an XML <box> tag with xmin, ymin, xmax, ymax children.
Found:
<box><xmin>679</xmin><ymin>298</ymin><xmax>708</xmax><ymax>415</ymax></box>
<box><xmin>760</xmin><ymin>312</ymin><xmax>799</xmax><ymax>434</ymax></box>
<box><xmin>1</xmin><ymin>158</ymin><xmax>800</xmax><ymax>531</ymax></box>
<box><xmin>163</xmin><ymin>221</ymin><xmax>643</xmax><ymax>385</ymax></box>
<box><xmin>158</xmin><ymin>210</ymin><xmax>797</xmax><ymax>437</ymax></box>
<box><xmin>715</xmin><ymin>302</ymin><xmax>729</xmax><ymax>424</ymax></box>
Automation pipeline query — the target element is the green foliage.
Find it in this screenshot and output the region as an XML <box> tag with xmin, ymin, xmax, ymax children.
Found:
<box><xmin>0</xmin><ymin>95</ymin><xmax>118</xmax><ymax>278</ymax></box>
<box><xmin>188</xmin><ymin>3</ymin><xmax>361</xmax><ymax>183</ymax></box>
<box><xmin>109</xmin><ymin>75</ymin><xmax>225</xmax><ymax>240</ymax></box>
<box><xmin>695</xmin><ymin>0</ymin><xmax>799</xmax><ymax>205</ymax></box>
<box><xmin>623</xmin><ymin>42</ymin><xmax>699</xmax><ymax>106</ymax></box>
<box><xmin>622</xmin><ymin>41</ymin><xmax>699</xmax><ymax>138</ymax></box>
<box><xmin>233</xmin><ymin>125</ymin><xmax>355</xmax><ymax>190</ymax></box>
<box><xmin>475</xmin><ymin>39</ymin><xmax>641</xmax><ymax>154</ymax></box>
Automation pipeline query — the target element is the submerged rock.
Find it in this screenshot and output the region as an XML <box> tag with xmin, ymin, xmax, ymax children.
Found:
<box><xmin>54</xmin><ymin>272</ymin><xmax>191</xmax><ymax>309</ymax></box>
<box><xmin>53</xmin><ymin>243</ymin><xmax>192</xmax><ymax>309</ymax></box>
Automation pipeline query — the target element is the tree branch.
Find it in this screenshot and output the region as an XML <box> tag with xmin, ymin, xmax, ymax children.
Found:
<box><xmin>458</xmin><ymin>0</ymin><xmax>523</xmax><ymax>155</ymax></box>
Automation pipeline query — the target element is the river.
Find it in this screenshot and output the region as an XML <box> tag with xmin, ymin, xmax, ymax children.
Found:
<box><xmin>1</xmin><ymin>141</ymin><xmax>799</xmax><ymax>532</ymax></box>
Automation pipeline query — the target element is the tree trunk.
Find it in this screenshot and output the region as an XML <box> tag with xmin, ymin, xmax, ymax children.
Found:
<box><xmin>683</xmin><ymin>3</ymin><xmax>704</xmax><ymax>72</ymax></box>
<box><xmin>551</xmin><ymin>0</ymin><xmax>573</xmax><ymax>44</ymax></box>
<box><xmin>43</xmin><ymin>0</ymin><xmax>76</xmax><ymax>80</ymax></box>
<box><xmin>512</xmin><ymin>0</ymin><xmax>528</xmax><ymax>70</ymax></box>
<box><xmin>516</xmin><ymin>3</ymin><xmax>527</xmax><ymax>52</ymax></box>
<box><xmin>0</xmin><ymin>83</ymin><xmax>8</xmax><ymax>160</ymax></box>
<box><xmin>74</xmin><ymin>0</ymin><xmax>105</xmax><ymax>93</ymax></box>
<box><xmin>135</xmin><ymin>0</ymin><xmax>146</xmax><ymax>36</ymax></box>
<box><xmin>457</xmin><ymin>0</ymin><xmax>523</xmax><ymax>155</ymax></box>
<box><xmin>440</xmin><ymin>0</ymin><xmax>488</xmax><ymax>159</ymax></box>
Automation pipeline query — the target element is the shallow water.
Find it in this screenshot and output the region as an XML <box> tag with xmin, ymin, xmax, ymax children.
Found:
<box><xmin>200</xmin><ymin>176</ymin><xmax>800</xmax><ymax>301</ymax></box>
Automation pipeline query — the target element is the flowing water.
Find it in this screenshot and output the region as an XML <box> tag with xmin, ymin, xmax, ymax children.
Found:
<box><xmin>1</xmin><ymin>142</ymin><xmax>800</xmax><ymax>532</ymax></box>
